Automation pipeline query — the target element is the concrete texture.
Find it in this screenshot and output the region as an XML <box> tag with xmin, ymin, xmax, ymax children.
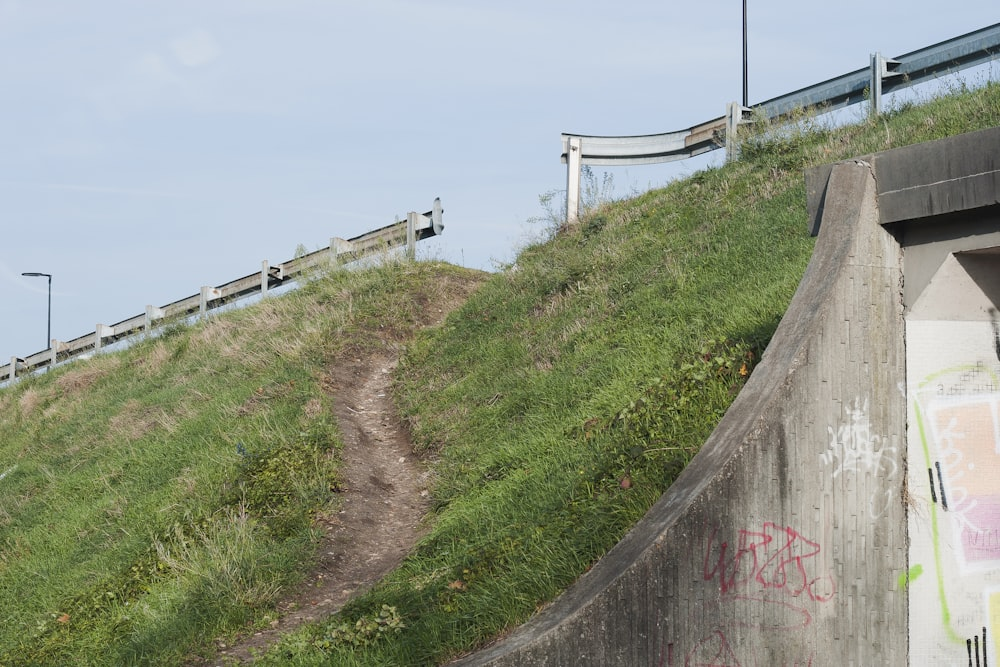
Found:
<box><xmin>452</xmin><ymin>127</ymin><xmax>1000</xmax><ymax>666</ymax></box>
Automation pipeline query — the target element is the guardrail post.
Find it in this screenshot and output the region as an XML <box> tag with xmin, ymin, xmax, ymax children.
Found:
<box><xmin>330</xmin><ymin>236</ymin><xmax>342</xmax><ymax>268</ymax></box>
<box><xmin>50</xmin><ymin>342</ymin><xmax>58</xmax><ymax>368</ymax></box>
<box><xmin>869</xmin><ymin>52</ymin><xmax>901</xmax><ymax>118</ymax></box>
<box><xmin>870</xmin><ymin>52</ymin><xmax>883</xmax><ymax>117</ymax></box>
<box><xmin>566</xmin><ymin>136</ymin><xmax>582</xmax><ymax>225</ymax></box>
<box><xmin>199</xmin><ymin>286</ymin><xmax>221</xmax><ymax>318</ymax></box>
<box><xmin>725</xmin><ymin>102</ymin><xmax>745</xmax><ymax>162</ymax></box>
<box><xmin>406</xmin><ymin>212</ymin><xmax>417</xmax><ymax>260</ymax></box>
<box><xmin>8</xmin><ymin>357</ymin><xmax>17</xmax><ymax>381</ymax></box>
<box><xmin>145</xmin><ymin>305</ymin><xmax>164</xmax><ymax>335</ymax></box>
<box><xmin>260</xmin><ymin>261</ymin><xmax>270</xmax><ymax>296</ymax></box>
<box><xmin>331</xmin><ymin>238</ymin><xmax>353</xmax><ymax>265</ymax></box>
<box><xmin>95</xmin><ymin>324</ymin><xmax>112</xmax><ymax>351</ymax></box>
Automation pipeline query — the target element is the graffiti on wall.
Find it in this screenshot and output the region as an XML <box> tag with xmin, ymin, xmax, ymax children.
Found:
<box><xmin>820</xmin><ymin>397</ymin><xmax>897</xmax><ymax>518</ymax></box>
<box><xmin>661</xmin><ymin>630</ymin><xmax>816</xmax><ymax>667</ymax></box>
<box><xmin>907</xmin><ymin>319</ymin><xmax>1000</xmax><ymax>666</ymax></box>
<box><xmin>924</xmin><ymin>385</ymin><xmax>1000</xmax><ymax>570</ymax></box>
<box><xmin>702</xmin><ymin>521</ymin><xmax>836</xmax><ymax>625</ymax></box>
<box><xmin>657</xmin><ymin>522</ymin><xmax>833</xmax><ymax>666</ymax></box>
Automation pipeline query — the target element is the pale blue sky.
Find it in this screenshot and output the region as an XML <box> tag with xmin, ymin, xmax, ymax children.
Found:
<box><xmin>2</xmin><ymin>1</ymin><xmax>997</xmax><ymax>360</ymax></box>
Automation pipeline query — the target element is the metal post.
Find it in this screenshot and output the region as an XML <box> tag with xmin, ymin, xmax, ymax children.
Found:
<box><xmin>726</xmin><ymin>101</ymin><xmax>743</xmax><ymax>161</ymax></box>
<box><xmin>144</xmin><ymin>305</ymin><xmax>163</xmax><ymax>335</ymax></box>
<box><xmin>405</xmin><ymin>212</ymin><xmax>417</xmax><ymax>260</ymax></box>
<box><xmin>870</xmin><ymin>52</ymin><xmax>883</xmax><ymax>118</ymax></box>
<box><xmin>742</xmin><ymin>0</ymin><xmax>748</xmax><ymax>108</ymax></box>
<box><xmin>46</xmin><ymin>278</ymin><xmax>51</xmax><ymax>350</ymax></box>
<box><xmin>95</xmin><ymin>324</ymin><xmax>112</xmax><ymax>351</ymax></box>
<box><xmin>331</xmin><ymin>238</ymin><xmax>353</xmax><ymax>265</ymax></box>
<box><xmin>330</xmin><ymin>238</ymin><xmax>344</xmax><ymax>267</ymax></box>
<box><xmin>21</xmin><ymin>272</ymin><xmax>52</xmax><ymax>351</ymax></box>
<box><xmin>200</xmin><ymin>287</ymin><xmax>221</xmax><ymax>318</ymax></box>
<box><xmin>566</xmin><ymin>136</ymin><xmax>582</xmax><ymax>225</ymax></box>
<box><xmin>199</xmin><ymin>286</ymin><xmax>211</xmax><ymax>317</ymax></box>
<box><xmin>261</xmin><ymin>261</ymin><xmax>269</xmax><ymax>295</ymax></box>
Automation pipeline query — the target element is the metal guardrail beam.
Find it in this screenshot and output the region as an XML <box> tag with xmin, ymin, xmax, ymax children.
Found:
<box><xmin>2</xmin><ymin>199</ymin><xmax>444</xmax><ymax>382</ymax></box>
<box><xmin>561</xmin><ymin>22</ymin><xmax>1000</xmax><ymax>223</ymax></box>
<box><xmin>759</xmin><ymin>22</ymin><xmax>1000</xmax><ymax>119</ymax></box>
<box><xmin>560</xmin><ymin>105</ymin><xmax>749</xmax><ymax>223</ymax></box>
<box><xmin>560</xmin><ymin>115</ymin><xmax>728</xmax><ymax>167</ymax></box>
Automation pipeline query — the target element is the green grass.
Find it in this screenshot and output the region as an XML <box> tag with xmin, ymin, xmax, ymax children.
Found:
<box><xmin>1</xmin><ymin>78</ymin><xmax>999</xmax><ymax>665</ymax></box>
<box><xmin>0</xmin><ymin>260</ymin><xmax>482</xmax><ymax>665</ymax></box>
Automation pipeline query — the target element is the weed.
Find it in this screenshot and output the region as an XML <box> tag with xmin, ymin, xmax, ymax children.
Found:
<box><xmin>316</xmin><ymin>605</ymin><xmax>405</xmax><ymax>649</ymax></box>
<box><xmin>528</xmin><ymin>165</ymin><xmax>617</xmax><ymax>233</ymax></box>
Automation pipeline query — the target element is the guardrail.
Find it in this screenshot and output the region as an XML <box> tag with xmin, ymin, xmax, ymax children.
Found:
<box><xmin>3</xmin><ymin>199</ymin><xmax>444</xmax><ymax>382</ymax></box>
<box><xmin>561</xmin><ymin>21</ymin><xmax>1000</xmax><ymax>223</ymax></box>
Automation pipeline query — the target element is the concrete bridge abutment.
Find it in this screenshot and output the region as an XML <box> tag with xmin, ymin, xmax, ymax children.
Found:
<box><xmin>454</xmin><ymin>127</ymin><xmax>1000</xmax><ymax>666</ymax></box>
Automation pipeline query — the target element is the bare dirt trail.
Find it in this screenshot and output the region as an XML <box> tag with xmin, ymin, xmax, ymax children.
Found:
<box><xmin>209</xmin><ymin>351</ymin><xmax>432</xmax><ymax>664</ymax></box>
<box><xmin>193</xmin><ymin>269</ymin><xmax>486</xmax><ymax>665</ymax></box>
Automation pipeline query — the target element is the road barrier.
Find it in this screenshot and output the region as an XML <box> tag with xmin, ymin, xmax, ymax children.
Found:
<box><xmin>561</xmin><ymin>22</ymin><xmax>1000</xmax><ymax>223</ymax></box>
<box><xmin>3</xmin><ymin>198</ymin><xmax>444</xmax><ymax>382</ymax></box>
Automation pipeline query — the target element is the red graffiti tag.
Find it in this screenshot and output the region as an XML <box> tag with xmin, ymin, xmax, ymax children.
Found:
<box><xmin>685</xmin><ymin>631</ymin><xmax>741</xmax><ymax>667</ymax></box>
<box><xmin>703</xmin><ymin>522</ymin><xmax>836</xmax><ymax>604</ymax></box>
<box><xmin>678</xmin><ymin>631</ymin><xmax>816</xmax><ymax>667</ymax></box>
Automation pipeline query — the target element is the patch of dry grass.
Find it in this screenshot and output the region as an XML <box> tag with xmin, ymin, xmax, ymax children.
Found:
<box><xmin>107</xmin><ymin>399</ymin><xmax>179</xmax><ymax>441</ymax></box>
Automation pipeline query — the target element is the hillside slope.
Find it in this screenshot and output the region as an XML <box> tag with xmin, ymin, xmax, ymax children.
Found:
<box><xmin>1</xmin><ymin>80</ymin><xmax>998</xmax><ymax>666</ymax></box>
<box><xmin>252</xmin><ymin>82</ymin><xmax>1000</xmax><ymax>666</ymax></box>
<box><xmin>0</xmin><ymin>261</ymin><xmax>485</xmax><ymax>665</ymax></box>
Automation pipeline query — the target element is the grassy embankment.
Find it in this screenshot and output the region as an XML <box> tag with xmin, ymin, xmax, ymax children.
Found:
<box><xmin>0</xmin><ymin>78</ymin><xmax>998</xmax><ymax>665</ymax></box>
<box><xmin>0</xmin><ymin>261</ymin><xmax>483</xmax><ymax>665</ymax></box>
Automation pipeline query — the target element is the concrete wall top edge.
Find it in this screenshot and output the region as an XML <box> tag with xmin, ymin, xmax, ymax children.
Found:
<box><xmin>806</xmin><ymin>125</ymin><xmax>1000</xmax><ymax>233</ymax></box>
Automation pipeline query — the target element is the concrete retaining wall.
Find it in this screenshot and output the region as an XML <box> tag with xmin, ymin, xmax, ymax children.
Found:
<box><xmin>454</xmin><ymin>127</ymin><xmax>1000</xmax><ymax>666</ymax></box>
<box><xmin>455</xmin><ymin>162</ymin><xmax>907</xmax><ymax>665</ymax></box>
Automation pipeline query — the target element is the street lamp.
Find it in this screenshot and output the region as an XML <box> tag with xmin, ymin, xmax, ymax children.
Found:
<box><xmin>21</xmin><ymin>272</ymin><xmax>52</xmax><ymax>350</ymax></box>
<box><xmin>743</xmin><ymin>0</ymin><xmax>749</xmax><ymax>107</ymax></box>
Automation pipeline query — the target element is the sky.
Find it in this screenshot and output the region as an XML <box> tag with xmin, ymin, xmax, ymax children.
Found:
<box><xmin>1</xmin><ymin>1</ymin><xmax>997</xmax><ymax>362</ymax></box>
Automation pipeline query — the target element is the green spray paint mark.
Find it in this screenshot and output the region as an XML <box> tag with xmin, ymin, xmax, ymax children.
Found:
<box><xmin>913</xmin><ymin>398</ymin><xmax>963</xmax><ymax>644</ymax></box>
<box><xmin>898</xmin><ymin>564</ymin><xmax>924</xmax><ymax>589</ymax></box>
<box><xmin>911</xmin><ymin>362</ymin><xmax>1000</xmax><ymax>645</ymax></box>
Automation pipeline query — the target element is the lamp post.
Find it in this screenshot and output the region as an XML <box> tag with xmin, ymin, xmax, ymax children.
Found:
<box><xmin>742</xmin><ymin>0</ymin><xmax>748</xmax><ymax>107</ymax></box>
<box><xmin>21</xmin><ymin>272</ymin><xmax>52</xmax><ymax>350</ymax></box>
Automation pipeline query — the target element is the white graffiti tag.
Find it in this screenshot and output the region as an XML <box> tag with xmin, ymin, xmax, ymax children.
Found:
<box><xmin>821</xmin><ymin>398</ymin><xmax>897</xmax><ymax>517</ymax></box>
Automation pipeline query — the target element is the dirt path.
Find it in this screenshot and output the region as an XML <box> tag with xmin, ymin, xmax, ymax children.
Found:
<box><xmin>209</xmin><ymin>352</ymin><xmax>431</xmax><ymax>664</ymax></box>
